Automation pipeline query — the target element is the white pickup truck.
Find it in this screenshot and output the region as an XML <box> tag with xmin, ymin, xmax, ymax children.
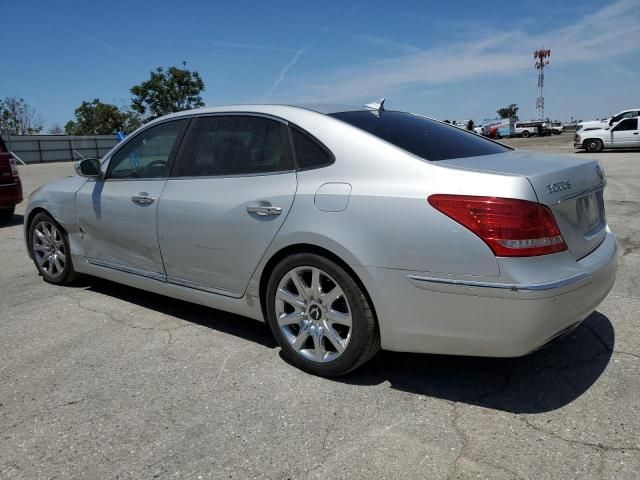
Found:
<box><xmin>574</xmin><ymin>116</ymin><xmax>639</xmax><ymax>152</ymax></box>
<box><xmin>577</xmin><ymin>108</ymin><xmax>640</xmax><ymax>132</ymax></box>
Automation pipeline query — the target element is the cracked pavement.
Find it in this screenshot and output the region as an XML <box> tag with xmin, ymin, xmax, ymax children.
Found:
<box><xmin>1</xmin><ymin>138</ymin><xmax>639</xmax><ymax>479</ymax></box>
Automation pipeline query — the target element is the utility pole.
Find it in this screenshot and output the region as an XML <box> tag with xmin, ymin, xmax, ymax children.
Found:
<box><xmin>534</xmin><ymin>49</ymin><xmax>551</xmax><ymax>121</ymax></box>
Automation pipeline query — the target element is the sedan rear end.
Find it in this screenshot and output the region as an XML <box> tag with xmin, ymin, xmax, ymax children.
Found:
<box><xmin>329</xmin><ymin>109</ymin><xmax>616</xmax><ymax>358</ymax></box>
<box><xmin>0</xmin><ymin>136</ymin><xmax>23</xmax><ymax>222</ymax></box>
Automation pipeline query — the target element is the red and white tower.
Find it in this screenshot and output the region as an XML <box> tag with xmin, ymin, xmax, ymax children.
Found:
<box><xmin>534</xmin><ymin>49</ymin><xmax>551</xmax><ymax>121</ymax></box>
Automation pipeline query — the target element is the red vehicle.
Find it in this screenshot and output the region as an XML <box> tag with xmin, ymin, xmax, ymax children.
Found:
<box><xmin>0</xmin><ymin>135</ymin><xmax>23</xmax><ymax>222</ymax></box>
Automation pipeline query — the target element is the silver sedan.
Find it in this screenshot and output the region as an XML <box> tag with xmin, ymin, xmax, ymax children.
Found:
<box><xmin>25</xmin><ymin>103</ymin><xmax>617</xmax><ymax>376</ymax></box>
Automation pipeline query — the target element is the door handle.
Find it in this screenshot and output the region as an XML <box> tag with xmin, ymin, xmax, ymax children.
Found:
<box><xmin>246</xmin><ymin>204</ymin><xmax>282</xmax><ymax>216</ymax></box>
<box><xmin>131</xmin><ymin>192</ymin><xmax>156</xmax><ymax>206</ymax></box>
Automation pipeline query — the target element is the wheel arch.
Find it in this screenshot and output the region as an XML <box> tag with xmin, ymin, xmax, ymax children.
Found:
<box><xmin>258</xmin><ymin>243</ymin><xmax>379</xmax><ymax>331</ymax></box>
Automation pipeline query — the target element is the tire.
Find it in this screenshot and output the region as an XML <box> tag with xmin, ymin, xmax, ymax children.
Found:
<box><xmin>584</xmin><ymin>139</ymin><xmax>603</xmax><ymax>153</ymax></box>
<box><xmin>28</xmin><ymin>212</ymin><xmax>79</xmax><ymax>285</ymax></box>
<box><xmin>265</xmin><ymin>253</ymin><xmax>380</xmax><ymax>376</ymax></box>
<box><xmin>522</xmin><ymin>130</ymin><xmax>530</xmax><ymax>138</ymax></box>
<box><xmin>0</xmin><ymin>206</ymin><xmax>15</xmax><ymax>223</ymax></box>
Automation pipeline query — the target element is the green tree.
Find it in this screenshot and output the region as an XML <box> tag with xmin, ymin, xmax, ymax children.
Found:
<box><xmin>497</xmin><ymin>104</ymin><xmax>519</xmax><ymax>119</ymax></box>
<box><xmin>0</xmin><ymin>97</ymin><xmax>44</xmax><ymax>135</ymax></box>
<box><xmin>65</xmin><ymin>99</ymin><xmax>130</xmax><ymax>135</ymax></box>
<box><xmin>130</xmin><ymin>62</ymin><xmax>205</xmax><ymax>120</ymax></box>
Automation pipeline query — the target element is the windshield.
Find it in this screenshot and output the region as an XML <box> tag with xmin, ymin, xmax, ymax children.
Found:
<box><xmin>329</xmin><ymin>111</ymin><xmax>510</xmax><ymax>161</ymax></box>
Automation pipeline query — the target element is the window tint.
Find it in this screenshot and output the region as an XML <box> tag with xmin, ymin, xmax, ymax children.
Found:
<box><xmin>175</xmin><ymin>116</ymin><xmax>292</xmax><ymax>177</ymax></box>
<box><xmin>613</xmin><ymin>118</ymin><xmax>638</xmax><ymax>131</ymax></box>
<box><xmin>291</xmin><ymin>128</ymin><xmax>333</xmax><ymax>169</ymax></box>
<box><xmin>107</xmin><ymin>120</ymin><xmax>187</xmax><ymax>179</ymax></box>
<box><xmin>330</xmin><ymin>111</ymin><xmax>510</xmax><ymax>161</ymax></box>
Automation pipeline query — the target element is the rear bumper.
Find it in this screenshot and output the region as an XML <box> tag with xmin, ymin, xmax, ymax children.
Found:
<box><xmin>356</xmin><ymin>230</ymin><xmax>617</xmax><ymax>357</ymax></box>
<box><xmin>0</xmin><ymin>179</ymin><xmax>23</xmax><ymax>208</ymax></box>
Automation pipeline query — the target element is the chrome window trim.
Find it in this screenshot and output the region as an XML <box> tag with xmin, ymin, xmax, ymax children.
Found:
<box><xmin>189</xmin><ymin>111</ymin><xmax>289</xmax><ymax>125</ymax></box>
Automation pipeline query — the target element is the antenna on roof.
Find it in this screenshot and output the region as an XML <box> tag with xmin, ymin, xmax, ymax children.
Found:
<box><xmin>364</xmin><ymin>97</ymin><xmax>385</xmax><ymax>114</ymax></box>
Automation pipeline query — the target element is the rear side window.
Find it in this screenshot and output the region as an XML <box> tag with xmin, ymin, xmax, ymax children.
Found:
<box><xmin>330</xmin><ymin>111</ymin><xmax>510</xmax><ymax>161</ymax></box>
<box><xmin>291</xmin><ymin>128</ymin><xmax>334</xmax><ymax>169</ymax></box>
<box><xmin>175</xmin><ymin>116</ymin><xmax>292</xmax><ymax>177</ymax></box>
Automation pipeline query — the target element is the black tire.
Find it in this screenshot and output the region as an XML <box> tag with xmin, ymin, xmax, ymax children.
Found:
<box><xmin>522</xmin><ymin>130</ymin><xmax>530</xmax><ymax>138</ymax></box>
<box><xmin>265</xmin><ymin>253</ymin><xmax>380</xmax><ymax>377</ymax></box>
<box><xmin>28</xmin><ymin>212</ymin><xmax>79</xmax><ymax>285</ymax></box>
<box><xmin>0</xmin><ymin>206</ymin><xmax>15</xmax><ymax>223</ymax></box>
<box><xmin>584</xmin><ymin>139</ymin><xmax>603</xmax><ymax>153</ymax></box>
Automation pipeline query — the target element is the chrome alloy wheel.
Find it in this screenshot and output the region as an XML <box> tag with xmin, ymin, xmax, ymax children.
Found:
<box><xmin>275</xmin><ymin>266</ymin><xmax>352</xmax><ymax>363</ymax></box>
<box><xmin>32</xmin><ymin>221</ymin><xmax>66</xmax><ymax>278</ymax></box>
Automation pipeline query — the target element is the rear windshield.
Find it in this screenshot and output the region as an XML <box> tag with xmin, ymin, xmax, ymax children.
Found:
<box><xmin>329</xmin><ymin>111</ymin><xmax>510</xmax><ymax>161</ymax></box>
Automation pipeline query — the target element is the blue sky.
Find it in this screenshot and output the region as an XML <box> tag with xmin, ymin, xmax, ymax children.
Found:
<box><xmin>1</xmin><ymin>0</ymin><xmax>638</xmax><ymax>129</ymax></box>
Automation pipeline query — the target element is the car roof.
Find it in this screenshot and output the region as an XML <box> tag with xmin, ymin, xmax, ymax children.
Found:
<box><xmin>159</xmin><ymin>103</ymin><xmax>367</xmax><ymax>122</ymax></box>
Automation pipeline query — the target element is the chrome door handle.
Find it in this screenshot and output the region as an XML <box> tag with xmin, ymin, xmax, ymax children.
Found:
<box><xmin>131</xmin><ymin>193</ymin><xmax>156</xmax><ymax>206</ymax></box>
<box><xmin>246</xmin><ymin>204</ymin><xmax>282</xmax><ymax>216</ymax></box>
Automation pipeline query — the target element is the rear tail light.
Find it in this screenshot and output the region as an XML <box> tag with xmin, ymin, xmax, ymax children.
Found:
<box><xmin>428</xmin><ymin>194</ymin><xmax>567</xmax><ymax>257</ymax></box>
<box><xmin>9</xmin><ymin>157</ymin><xmax>19</xmax><ymax>177</ymax></box>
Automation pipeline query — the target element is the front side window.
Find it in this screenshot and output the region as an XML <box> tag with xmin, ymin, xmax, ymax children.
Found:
<box><xmin>175</xmin><ymin>115</ymin><xmax>292</xmax><ymax>177</ymax></box>
<box><xmin>107</xmin><ymin>119</ymin><xmax>187</xmax><ymax>179</ymax></box>
<box><xmin>613</xmin><ymin>118</ymin><xmax>638</xmax><ymax>131</ymax></box>
<box><xmin>330</xmin><ymin>111</ymin><xmax>510</xmax><ymax>161</ymax></box>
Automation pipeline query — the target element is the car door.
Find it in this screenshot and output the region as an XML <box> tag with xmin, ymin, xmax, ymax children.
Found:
<box><xmin>610</xmin><ymin>118</ymin><xmax>639</xmax><ymax>148</ymax></box>
<box><xmin>157</xmin><ymin>114</ymin><xmax>297</xmax><ymax>297</ymax></box>
<box><xmin>75</xmin><ymin>118</ymin><xmax>188</xmax><ymax>278</ymax></box>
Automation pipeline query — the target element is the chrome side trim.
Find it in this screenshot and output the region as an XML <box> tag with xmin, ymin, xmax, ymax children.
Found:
<box><xmin>166</xmin><ymin>276</ymin><xmax>243</xmax><ymax>298</ymax></box>
<box><xmin>87</xmin><ymin>258</ymin><xmax>167</xmax><ymax>282</ymax></box>
<box><xmin>407</xmin><ymin>272</ymin><xmax>591</xmax><ymax>292</ymax></box>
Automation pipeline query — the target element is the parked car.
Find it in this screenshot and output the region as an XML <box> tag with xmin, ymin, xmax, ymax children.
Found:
<box><xmin>548</xmin><ymin>122</ymin><xmax>564</xmax><ymax>135</ymax></box>
<box><xmin>0</xmin><ymin>135</ymin><xmax>23</xmax><ymax>222</ymax></box>
<box><xmin>577</xmin><ymin>108</ymin><xmax>640</xmax><ymax>132</ymax></box>
<box><xmin>25</xmin><ymin>104</ymin><xmax>617</xmax><ymax>376</ymax></box>
<box><xmin>574</xmin><ymin>116</ymin><xmax>640</xmax><ymax>152</ymax></box>
<box><xmin>513</xmin><ymin>122</ymin><xmax>539</xmax><ymax>138</ymax></box>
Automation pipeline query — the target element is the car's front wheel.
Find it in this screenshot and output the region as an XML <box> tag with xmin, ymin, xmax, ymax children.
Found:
<box><xmin>585</xmin><ymin>139</ymin><xmax>604</xmax><ymax>152</ymax></box>
<box><xmin>28</xmin><ymin>212</ymin><xmax>79</xmax><ymax>285</ymax></box>
<box><xmin>266</xmin><ymin>253</ymin><xmax>379</xmax><ymax>376</ymax></box>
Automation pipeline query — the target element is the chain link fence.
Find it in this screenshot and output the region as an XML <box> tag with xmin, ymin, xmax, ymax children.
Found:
<box><xmin>3</xmin><ymin>134</ymin><xmax>118</xmax><ymax>164</ymax></box>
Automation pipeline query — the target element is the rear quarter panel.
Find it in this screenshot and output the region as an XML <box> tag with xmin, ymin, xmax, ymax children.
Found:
<box><xmin>255</xmin><ymin>113</ymin><xmax>538</xmax><ymax>279</ymax></box>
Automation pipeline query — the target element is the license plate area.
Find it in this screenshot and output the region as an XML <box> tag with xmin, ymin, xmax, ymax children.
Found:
<box><xmin>576</xmin><ymin>191</ymin><xmax>605</xmax><ymax>237</ymax></box>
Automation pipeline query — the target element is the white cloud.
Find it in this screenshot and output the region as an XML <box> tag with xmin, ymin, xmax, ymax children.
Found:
<box><xmin>279</xmin><ymin>0</ymin><xmax>640</xmax><ymax>103</ymax></box>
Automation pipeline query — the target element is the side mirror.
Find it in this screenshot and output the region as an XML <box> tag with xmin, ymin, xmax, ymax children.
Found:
<box><xmin>609</xmin><ymin>118</ymin><xmax>614</xmax><ymax>126</ymax></box>
<box><xmin>74</xmin><ymin>158</ymin><xmax>102</xmax><ymax>178</ymax></box>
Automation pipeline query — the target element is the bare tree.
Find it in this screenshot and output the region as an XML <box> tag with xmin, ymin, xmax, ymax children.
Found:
<box><xmin>0</xmin><ymin>97</ymin><xmax>44</xmax><ymax>135</ymax></box>
<box><xmin>48</xmin><ymin>123</ymin><xmax>64</xmax><ymax>135</ymax></box>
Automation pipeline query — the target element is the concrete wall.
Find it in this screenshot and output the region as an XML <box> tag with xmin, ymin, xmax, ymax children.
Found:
<box><xmin>5</xmin><ymin>135</ymin><xmax>118</xmax><ymax>164</ymax></box>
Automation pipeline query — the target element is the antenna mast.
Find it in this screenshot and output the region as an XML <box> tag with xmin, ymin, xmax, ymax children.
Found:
<box><xmin>534</xmin><ymin>49</ymin><xmax>550</xmax><ymax>121</ymax></box>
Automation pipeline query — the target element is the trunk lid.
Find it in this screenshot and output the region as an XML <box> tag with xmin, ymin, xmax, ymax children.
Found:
<box><xmin>439</xmin><ymin>151</ymin><xmax>607</xmax><ymax>259</ymax></box>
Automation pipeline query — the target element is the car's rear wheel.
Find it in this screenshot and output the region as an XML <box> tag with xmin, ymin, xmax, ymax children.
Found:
<box><xmin>266</xmin><ymin>253</ymin><xmax>379</xmax><ymax>376</ymax></box>
<box><xmin>29</xmin><ymin>212</ymin><xmax>79</xmax><ymax>285</ymax></box>
<box><xmin>585</xmin><ymin>139</ymin><xmax>603</xmax><ymax>152</ymax></box>
<box><xmin>0</xmin><ymin>206</ymin><xmax>15</xmax><ymax>223</ymax></box>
